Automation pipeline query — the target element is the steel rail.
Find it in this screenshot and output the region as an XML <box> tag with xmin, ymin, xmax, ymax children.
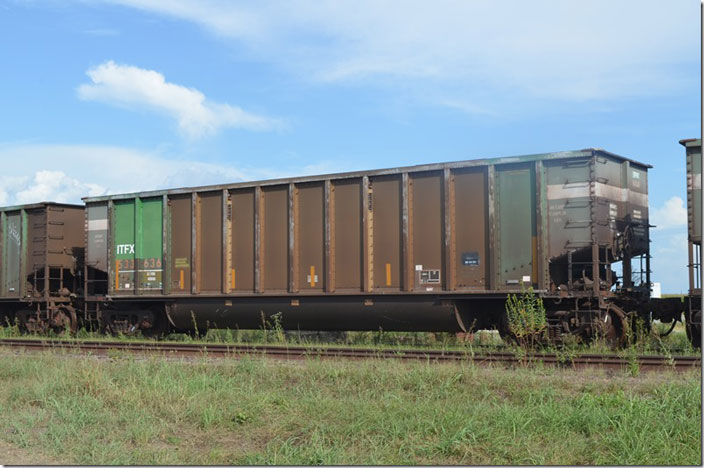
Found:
<box><xmin>0</xmin><ymin>338</ymin><xmax>700</xmax><ymax>371</ymax></box>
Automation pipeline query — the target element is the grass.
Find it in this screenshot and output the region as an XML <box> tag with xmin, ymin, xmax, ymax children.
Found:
<box><xmin>0</xmin><ymin>350</ymin><xmax>700</xmax><ymax>465</ymax></box>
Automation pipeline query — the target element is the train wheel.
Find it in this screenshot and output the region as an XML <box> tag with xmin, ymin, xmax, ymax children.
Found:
<box><xmin>597</xmin><ymin>305</ymin><xmax>628</xmax><ymax>349</ymax></box>
<box><xmin>51</xmin><ymin>306</ymin><xmax>78</xmax><ymax>335</ymax></box>
<box><xmin>141</xmin><ymin>309</ymin><xmax>170</xmax><ymax>339</ymax></box>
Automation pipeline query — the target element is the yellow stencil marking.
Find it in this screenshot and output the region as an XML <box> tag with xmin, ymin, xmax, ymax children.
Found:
<box><xmin>385</xmin><ymin>263</ymin><xmax>391</xmax><ymax>286</ymax></box>
<box><xmin>115</xmin><ymin>260</ymin><xmax>120</xmax><ymax>290</ymax></box>
<box><xmin>310</xmin><ymin>265</ymin><xmax>316</xmax><ymax>287</ymax></box>
<box><xmin>179</xmin><ymin>270</ymin><xmax>184</xmax><ymax>290</ymax></box>
<box><xmin>231</xmin><ymin>268</ymin><xmax>236</xmax><ymax>290</ymax></box>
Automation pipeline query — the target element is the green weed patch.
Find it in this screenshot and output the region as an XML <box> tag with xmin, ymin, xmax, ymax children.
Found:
<box><xmin>0</xmin><ymin>351</ymin><xmax>700</xmax><ymax>465</ymax></box>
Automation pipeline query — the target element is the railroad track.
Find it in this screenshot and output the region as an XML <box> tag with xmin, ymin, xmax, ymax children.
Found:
<box><xmin>0</xmin><ymin>338</ymin><xmax>700</xmax><ymax>371</ymax></box>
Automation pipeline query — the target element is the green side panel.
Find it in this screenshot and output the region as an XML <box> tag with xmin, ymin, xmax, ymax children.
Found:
<box><xmin>496</xmin><ymin>165</ymin><xmax>536</xmax><ymax>289</ymax></box>
<box><xmin>21</xmin><ymin>211</ymin><xmax>27</xmax><ymax>298</ymax></box>
<box><xmin>3</xmin><ymin>212</ymin><xmax>22</xmax><ymax>297</ymax></box>
<box><xmin>113</xmin><ymin>200</ymin><xmax>135</xmax><ymax>293</ymax></box>
<box><xmin>137</xmin><ymin>197</ymin><xmax>163</xmax><ymax>292</ymax></box>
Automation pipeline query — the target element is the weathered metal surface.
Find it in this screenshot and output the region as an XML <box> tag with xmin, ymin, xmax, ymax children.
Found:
<box><xmin>371</xmin><ymin>175</ymin><xmax>401</xmax><ymax>290</ymax></box>
<box><xmin>681</xmin><ymin>138</ymin><xmax>701</xmax><ymax>348</ymax></box>
<box><xmin>196</xmin><ymin>191</ymin><xmax>222</xmax><ymax>292</ymax></box>
<box><xmin>296</xmin><ymin>182</ymin><xmax>324</xmax><ymax>291</ymax></box>
<box><xmin>169</xmin><ymin>195</ymin><xmax>192</xmax><ymax>293</ymax></box>
<box><xmin>112</xmin><ymin>200</ymin><xmax>135</xmax><ymax>294</ymax></box>
<box><xmin>682</xmin><ymin>139</ymin><xmax>702</xmax><ymax>243</ymax></box>
<box><xmin>167</xmin><ymin>296</ymin><xmax>459</xmax><ymax>331</ymax></box>
<box><xmin>27</xmin><ymin>209</ymin><xmax>45</xmax><ymax>294</ymax></box>
<box><xmin>0</xmin><ymin>203</ymin><xmax>84</xmax><ymax>301</ymax></box>
<box><xmin>86</xmin><ymin>203</ymin><xmax>108</xmax><ymax>295</ymax></box>
<box><xmin>137</xmin><ymin>197</ymin><xmax>163</xmax><ymax>293</ymax></box>
<box><xmin>81</xmin><ymin>148</ymin><xmax>651</xmax><ymax>317</ymax></box>
<box><xmin>261</xmin><ymin>186</ymin><xmax>288</xmax><ymax>291</ymax></box>
<box><xmin>410</xmin><ymin>171</ymin><xmax>443</xmax><ymax>292</ymax></box>
<box><xmin>231</xmin><ymin>189</ymin><xmax>255</xmax><ymax>292</ymax></box>
<box><xmin>453</xmin><ymin>167</ymin><xmax>488</xmax><ymax>289</ymax></box>
<box><xmin>3</xmin><ymin>211</ymin><xmax>22</xmax><ymax>297</ymax></box>
<box><xmin>495</xmin><ymin>164</ymin><xmax>536</xmax><ymax>289</ymax></box>
<box><xmin>332</xmin><ymin>179</ymin><xmax>362</xmax><ymax>290</ymax></box>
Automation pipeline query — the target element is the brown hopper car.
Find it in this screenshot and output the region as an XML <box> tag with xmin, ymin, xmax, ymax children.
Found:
<box><xmin>681</xmin><ymin>138</ymin><xmax>702</xmax><ymax>347</ymax></box>
<box><xmin>80</xmin><ymin>148</ymin><xmax>678</xmax><ymax>344</ymax></box>
<box><xmin>0</xmin><ymin>202</ymin><xmax>85</xmax><ymax>332</ymax></box>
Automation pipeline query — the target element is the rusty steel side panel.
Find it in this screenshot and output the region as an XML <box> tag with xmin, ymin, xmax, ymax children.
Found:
<box><xmin>371</xmin><ymin>175</ymin><xmax>402</xmax><ymax>290</ymax></box>
<box><xmin>545</xmin><ymin>158</ymin><xmax>592</xmax><ymax>288</ymax></box>
<box><xmin>261</xmin><ymin>186</ymin><xmax>289</xmax><ymax>291</ymax></box>
<box><xmin>196</xmin><ymin>191</ymin><xmax>223</xmax><ymax>292</ymax></box>
<box><xmin>686</xmin><ymin>141</ymin><xmax>702</xmax><ymax>243</ymax></box>
<box><xmin>592</xmin><ymin>155</ymin><xmax>649</xmax><ymax>255</ymax></box>
<box><xmin>169</xmin><ymin>195</ymin><xmax>192</xmax><ymax>294</ymax></box>
<box><xmin>332</xmin><ymin>179</ymin><xmax>362</xmax><ymax>290</ymax></box>
<box><xmin>453</xmin><ymin>167</ymin><xmax>489</xmax><ymax>289</ymax></box>
<box><xmin>495</xmin><ymin>164</ymin><xmax>536</xmax><ymax>289</ymax></box>
<box><xmin>90</xmin><ymin>148</ymin><xmax>652</xmax><ymax>303</ymax></box>
<box><xmin>231</xmin><ymin>189</ymin><xmax>255</xmax><ymax>292</ymax></box>
<box><xmin>594</xmin><ymin>155</ymin><xmax>625</xmax><ymax>249</ymax></box>
<box><xmin>27</xmin><ymin>208</ymin><xmax>46</xmax><ymax>294</ymax></box>
<box><xmin>56</xmin><ymin>206</ymin><xmax>85</xmax><ymax>273</ymax></box>
<box><xmin>626</xmin><ymin>163</ymin><xmax>649</xmax><ymax>255</ymax></box>
<box><xmin>296</xmin><ymin>182</ymin><xmax>325</xmax><ymax>291</ymax></box>
<box><xmin>410</xmin><ymin>171</ymin><xmax>443</xmax><ymax>292</ymax></box>
<box><xmin>0</xmin><ymin>203</ymin><xmax>84</xmax><ymax>300</ymax></box>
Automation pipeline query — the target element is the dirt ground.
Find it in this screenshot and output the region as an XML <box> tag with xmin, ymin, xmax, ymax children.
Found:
<box><xmin>0</xmin><ymin>438</ymin><xmax>64</xmax><ymax>466</ymax></box>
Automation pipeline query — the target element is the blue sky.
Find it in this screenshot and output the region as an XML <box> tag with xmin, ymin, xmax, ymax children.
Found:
<box><xmin>0</xmin><ymin>0</ymin><xmax>700</xmax><ymax>292</ymax></box>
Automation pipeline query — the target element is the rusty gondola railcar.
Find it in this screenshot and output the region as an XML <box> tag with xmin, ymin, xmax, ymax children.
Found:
<box><xmin>681</xmin><ymin>138</ymin><xmax>702</xmax><ymax>348</ymax></box>
<box><xmin>81</xmin><ymin>148</ymin><xmax>663</xmax><ymax>344</ymax></box>
<box><xmin>0</xmin><ymin>202</ymin><xmax>85</xmax><ymax>332</ymax></box>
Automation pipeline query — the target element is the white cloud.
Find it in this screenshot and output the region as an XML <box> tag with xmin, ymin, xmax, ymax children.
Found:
<box><xmin>77</xmin><ymin>61</ymin><xmax>281</xmax><ymax>138</ymax></box>
<box><xmin>650</xmin><ymin>196</ymin><xmax>688</xmax><ymax>230</ymax></box>
<box><xmin>14</xmin><ymin>171</ymin><xmax>105</xmax><ymax>205</ymax></box>
<box><xmin>101</xmin><ymin>0</ymin><xmax>697</xmax><ymax>108</ymax></box>
<box><xmin>0</xmin><ymin>143</ymin><xmax>356</xmax><ymax>206</ymax></box>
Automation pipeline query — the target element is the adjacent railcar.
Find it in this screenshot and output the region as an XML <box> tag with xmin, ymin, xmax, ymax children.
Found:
<box><xmin>681</xmin><ymin>138</ymin><xmax>702</xmax><ymax>347</ymax></box>
<box><xmin>0</xmin><ymin>202</ymin><xmax>85</xmax><ymax>332</ymax></box>
<box><xmin>82</xmin><ymin>149</ymin><xmax>655</xmax><ymax>343</ymax></box>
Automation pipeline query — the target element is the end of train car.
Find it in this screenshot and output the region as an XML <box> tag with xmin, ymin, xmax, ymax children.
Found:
<box><xmin>0</xmin><ymin>202</ymin><xmax>85</xmax><ymax>333</ymax></box>
<box><xmin>680</xmin><ymin>138</ymin><xmax>702</xmax><ymax>348</ymax></box>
